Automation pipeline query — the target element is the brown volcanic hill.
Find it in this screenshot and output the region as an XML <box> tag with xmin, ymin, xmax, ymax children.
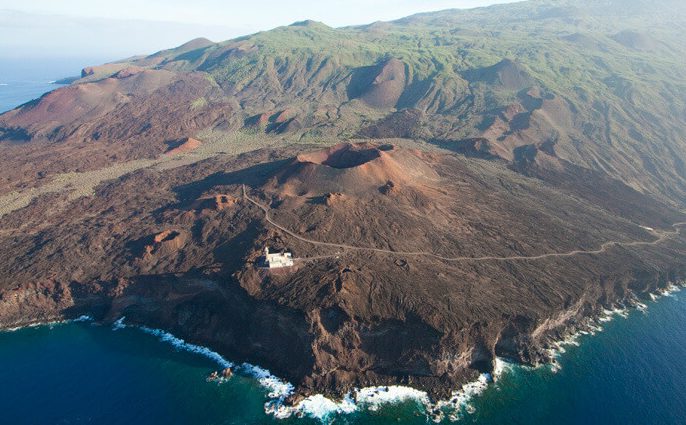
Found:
<box><xmin>348</xmin><ymin>58</ymin><xmax>407</xmax><ymax>108</ymax></box>
<box><xmin>165</xmin><ymin>137</ymin><xmax>202</xmax><ymax>155</ymax></box>
<box><xmin>462</xmin><ymin>59</ymin><xmax>534</xmax><ymax>92</ymax></box>
<box><xmin>611</xmin><ymin>30</ymin><xmax>661</xmax><ymax>51</ymax></box>
<box><xmin>0</xmin><ymin>142</ymin><xmax>685</xmax><ymax>400</ymax></box>
<box><xmin>257</xmin><ymin>143</ymin><xmax>683</xmax><ymax>259</ymax></box>
<box><xmin>0</xmin><ymin>71</ymin><xmax>235</xmax><ymax>194</ymax></box>
<box><xmin>270</xmin><ymin>143</ymin><xmax>439</xmax><ymax>196</ymax></box>
<box><xmin>3</xmin><ymin>69</ymin><xmax>176</xmax><ymax>135</ymax></box>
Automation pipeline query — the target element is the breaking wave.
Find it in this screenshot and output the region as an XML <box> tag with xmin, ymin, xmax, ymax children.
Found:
<box><xmin>546</xmin><ymin>281</ymin><xmax>685</xmax><ymax>370</ymax></box>
<box><xmin>266</xmin><ymin>367</ymin><xmax>512</xmax><ymax>422</ymax></box>
<box><xmin>109</xmin><ymin>316</ymin><xmax>505</xmax><ymax>422</ymax></box>
<box><xmin>139</xmin><ymin>326</ymin><xmax>233</xmax><ymax>370</ymax></box>
<box><xmin>1</xmin><ymin>314</ymin><xmax>93</xmax><ymax>333</ymax></box>
<box><xmin>112</xmin><ymin>318</ymin><xmax>294</xmax><ymax>412</ymax></box>
<box><xmin>111</xmin><ymin>316</ymin><xmax>126</xmax><ymax>330</ymax></box>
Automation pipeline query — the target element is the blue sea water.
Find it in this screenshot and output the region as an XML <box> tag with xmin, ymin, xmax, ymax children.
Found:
<box><xmin>1</xmin><ymin>290</ymin><xmax>685</xmax><ymax>424</ymax></box>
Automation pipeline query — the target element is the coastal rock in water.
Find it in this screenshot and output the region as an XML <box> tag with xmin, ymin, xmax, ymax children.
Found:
<box><xmin>221</xmin><ymin>367</ymin><xmax>233</xmax><ymax>379</ymax></box>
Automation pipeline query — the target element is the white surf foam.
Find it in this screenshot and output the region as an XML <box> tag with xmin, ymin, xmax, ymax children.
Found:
<box><xmin>112</xmin><ymin>316</ymin><xmax>126</xmax><ymax>330</ymax></box>
<box><xmin>1</xmin><ymin>315</ymin><xmax>93</xmax><ymax>333</ymax></box>
<box><xmin>357</xmin><ymin>385</ymin><xmax>430</xmax><ymax>412</ymax></box>
<box><xmin>431</xmin><ymin>374</ymin><xmax>492</xmax><ymax>422</ymax></box>
<box><xmin>659</xmin><ymin>283</ymin><xmax>682</xmax><ymax>298</ymax></box>
<box><xmin>125</xmin><ymin>321</ymin><xmax>492</xmax><ymax>422</ymax></box>
<box><xmin>273</xmin><ymin>385</ymin><xmax>432</xmax><ymax>420</ymax></box>
<box><xmin>128</xmin><ymin>318</ymin><xmax>512</xmax><ymax>422</ymax></box>
<box><xmin>134</xmin><ymin>322</ymin><xmax>300</xmax><ymax>418</ymax></box>
<box><xmin>282</xmin><ymin>373</ymin><xmax>500</xmax><ymax>422</ymax></box>
<box><xmin>274</xmin><ymin>393</ymin><xmax>357</xmax><ymax>420</ymax></box>
<box><xmin>493</xmin><ymin>357</ymin><xmax>516</xmax><ymax>378</ymax></box>
<box><xmin>547</xmin><ymin>283</ymin><xmax>684</xmax><ymax>371</ymax></box>
<box><xmin>275</xmin><ymin>283</ymin><xmax>686</xmax><ymax>421</ymax></box>
<box><xmin>268</xmin><ymin>375</ymin><xmax>505</xmax><ymax>422</ymax></box>
<box><xmin>139</xmin><ymin>325</ymin><xmax>233</xmax><ymax>370</ymax></box>
<box><xmin>74</xmin><ymin>314</ymin><xmax>93</xmax><ymax>322</ymax></box>
<box><xmin>239</xmin><ymin>363</ymin><xmax>294</xmax><ymax>399</ymax></box>
<box><xmin>97</xmin><ymin>285</ymin><xmax>684</xmax><ymax>422</ymax></box>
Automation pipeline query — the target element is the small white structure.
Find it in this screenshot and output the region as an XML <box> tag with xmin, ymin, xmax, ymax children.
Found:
<box><xmin>264</xmin><ymin>247</ymin><xmax>294</xmax><ymax>269</ymax></box>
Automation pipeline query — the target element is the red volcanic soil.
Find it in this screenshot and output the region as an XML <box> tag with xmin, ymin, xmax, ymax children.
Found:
<box><xmin>113</xmin><ymin>66</ymin><xmax>145</xmax><ymax>79</ymax></box>
<box><xmin>3</xmin><ymin>69</ymin><xmax>177</xmax><ymax>132</ymax></box>
<box><xmin>275</xmin><ymin>142</ymin><xmax>440</xmax><ymax>196</ymax></box>
<box><xmin>273</xmin><ymin>109</ymin><xmax>295</xmax><ymax>124</ymax></box>
<box><xmin>166</xmin><ymin>137</ymin><xmax>202</xmax><ymax>155</ymax></box>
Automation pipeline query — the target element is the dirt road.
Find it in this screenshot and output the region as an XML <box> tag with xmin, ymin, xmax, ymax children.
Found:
<box><xmin>242</xmin><ymin>185</ymin><xmax>686</xmax><ymax>263</ymax></box>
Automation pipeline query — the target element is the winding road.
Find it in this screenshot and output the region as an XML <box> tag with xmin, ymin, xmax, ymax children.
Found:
<box><xmin>242</xmin><ymin>185</ymin><xmax>686</xmax><ymax>263</ymax></box>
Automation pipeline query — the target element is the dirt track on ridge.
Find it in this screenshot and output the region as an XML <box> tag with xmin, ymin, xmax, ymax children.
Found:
<box><xmin>243</xmin><ymin>185</ymin><xmax>686</xmax><ymax>262</ymax></box>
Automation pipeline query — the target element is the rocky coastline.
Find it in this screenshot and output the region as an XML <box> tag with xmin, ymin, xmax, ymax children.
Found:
<box><xmin>2</xmin><ymin>262</ymin><xmax>685</xmax><ymax>403</ymax></box>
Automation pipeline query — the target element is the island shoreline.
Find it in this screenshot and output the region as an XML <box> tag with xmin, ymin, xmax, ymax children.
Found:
<box><xmin>2</xmin><ymin>278</ymin><xmax>684</xmax><ymax>422</ymax></box>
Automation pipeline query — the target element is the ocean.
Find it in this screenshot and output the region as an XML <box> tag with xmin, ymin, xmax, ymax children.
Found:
<box><xmin>0</xmin><ymin>58</ymin><xmax>109</xmax><ymax>113</ymax></box>
<box><xmin>2</xmin><ymin>65</ymin><xmax>686</xmax><ymax>424</ymax></box>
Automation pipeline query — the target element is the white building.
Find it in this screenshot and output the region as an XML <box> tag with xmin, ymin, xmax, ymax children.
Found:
<box><xmin>264</xmin><ymin>247</ymin><xmax>294</xmax><ymax>269</ymax></box>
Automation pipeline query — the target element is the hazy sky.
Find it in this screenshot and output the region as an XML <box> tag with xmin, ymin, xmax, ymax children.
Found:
<box><xmin>0</xmin><ymin>0</ymin><xmax>518</xmax><ymax>61</ymax></box>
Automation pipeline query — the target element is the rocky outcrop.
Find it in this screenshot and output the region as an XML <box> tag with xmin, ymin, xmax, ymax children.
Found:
<box><xmin>138</xmin><ymin>229</ymin><xmax>189</xmax><ymax>265</ymax></box>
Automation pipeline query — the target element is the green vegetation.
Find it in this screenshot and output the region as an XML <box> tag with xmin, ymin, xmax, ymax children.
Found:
<box><xmin>17</xmin><ymin>0</ymin><xmax>686</xmax><ymax>204</ymax></box>
<box><xmin>190</xmin><ymin>97</ymin><xmax>208</xmax><ymax>110</ymax></box>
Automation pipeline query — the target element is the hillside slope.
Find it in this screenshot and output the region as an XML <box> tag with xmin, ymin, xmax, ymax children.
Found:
<box><xmin>2</xmin><ymin>0</ymin><xmax>684</xmax><ymax>205</ymax></box>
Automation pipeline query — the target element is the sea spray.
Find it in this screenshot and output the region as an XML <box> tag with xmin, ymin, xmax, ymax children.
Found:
<box><xmin>110</xmin><ymin>316</ymin><xmax>510</xmax><ymax>422</ymax></box>
<box><xmin>139</xmin><ymin>326</ymin><xmax>233</xmax><ymax>370</ymax></box>
<box><xmin>112</xmin><ymin>316</ymin><xmax>126</xmax><ymax>330</ymax></box>
<box><xmin>109</xmin><ymin>317</ymin><xmax>296</xmax><ymax>416</ymax></box>
<box><xmin>98</xmin><ymin>286</ymin><xmax>685</xmax><ymax>423</ymax></box>
<box><xmin>1</xmin><ymin>315</ymin><xmax>93</xmax><ymax>333</ymax></box>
